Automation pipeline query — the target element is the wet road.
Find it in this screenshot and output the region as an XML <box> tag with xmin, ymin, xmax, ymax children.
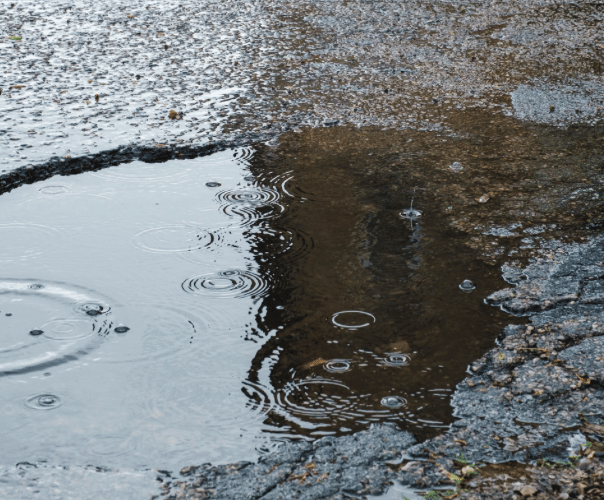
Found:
<box><xmin>1</xmin><ymin>0</ymin><xmax>602</xmax><ymax>172</ymax></box>
<box><xmin>0</xmin><ymin>0</ymin><xmax>603</xmax><ymax>498</ymax></box>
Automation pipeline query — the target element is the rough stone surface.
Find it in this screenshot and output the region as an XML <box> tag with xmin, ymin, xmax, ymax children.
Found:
<box><xmin>0</xmin><ymin>463</ymin><xmax>158</xmax><ymax>500</ymax></box>
<box><xmin>154</xmin><ymin>424</ymin><xmax>415</xmax><ymax>500</ymax></box>
<box><xmin>1</xmin><ymin>0</ymin><xmax>602</xmax><ymax>173</ymax></box>
<box><xmin>161</xmin><ymin>235</ymin><xmax>604</xmax><ymax>499</ymax></box>
<box><xmin>394</xmin><ymin>235</ymin><xmax>604</xmax><ymax>496</ymax></box>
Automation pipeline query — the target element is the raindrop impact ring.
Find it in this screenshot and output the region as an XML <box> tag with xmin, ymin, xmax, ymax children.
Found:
<box><xmin>331</xmin><ymin>311</ymin><xmax>376</xmax><ymax>329</ymax></box>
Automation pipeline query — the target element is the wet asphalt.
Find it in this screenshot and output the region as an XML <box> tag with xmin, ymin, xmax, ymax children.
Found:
<box><xmin>1</xmin><ymin>0</ymin><xmax>603</xmax><ymax>174</ymax></box>
<box><xmin>1</xmin><ymin>0</ymin><xmax>604</xmax><ymax>498</ymax></box>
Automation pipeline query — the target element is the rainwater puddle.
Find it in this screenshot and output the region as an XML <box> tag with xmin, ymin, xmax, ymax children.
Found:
<box><xmin>0</xmin><ymin>111</ymin><xmax>602</xmax><ymax>473</ymax></box>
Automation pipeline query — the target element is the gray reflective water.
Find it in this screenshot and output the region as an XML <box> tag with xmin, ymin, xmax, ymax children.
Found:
<box><xmin>0</xmin><ymin>144</ymin><xmax>514</xmax><ymax>471</ymax></box>
<box><xmin>0</xmin><ymin>150</ymin><xmax>271</xmax><ymax>469</ymax></box>
<box><xmin>1</xmin><ymin>113</ymin><xmax>601</xmax><ymax>474</ymax></box>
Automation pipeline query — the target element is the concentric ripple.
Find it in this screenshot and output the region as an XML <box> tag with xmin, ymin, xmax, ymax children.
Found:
<box><xmin>331</xmin><ymin>311</ymin><xmax>376</xmax><ymax>329</ymax></box>
<box><xmin>323</xmin><ymin>359</ymin><xmax>352</xmax><ymax>373</ymax></box>
<box><xmin>215</xmin><ymin>187</ymin><xmax>284</xmax><ymax>226</ymax></box>
<box><xmin>254</xmin><ymin>170</ymin><xmax>310</xmax><ymax>202</ymax></box>
<box><xmin>181</xmin><ymin>270</ymin><xmax>271</xmax><ymax>299</ymax></box>
<box><xmin>380</xmin><ymin>353</ymin><xmax>411</xmax><ymax>367</ymax></box>
<box><xmin>0</xmin><ymin>224</ymin><xmax>62</xmax><ymax>264</ymax></box>
<box><xmin>90</xmin><ymin>160</ymin><xmax>191</xmax><ymax>184</ymax></box>
<box><xmin>12</xmin><ymin>194</ymin><xmax>119</xmax><ymax>230</ymax></box>
<box><xmin>40</xmin><ymin>318</ymin><xmax>100</xmax><ymax>341</ymax></box>
<box><xmin>248</xmin><ymin>224</ymin><xmax>314</xmax><ymax>265</ymax></box>
<box><xmin>274</xmin><ymin>378</ymin><xmax>358</xmax><ymax>421</ymax></box>
<box><xmin>88</xmin><ymin>435</ymin><xmax>137</xmax><ymax>458</ymax></box>
<box><xmin>38</xmin><ymin>185</ymin><xmax>70</xmax><ymax>196</ymax></box>
<box><xmin>94</xmin><ymin>304</ymin><xmax>199</xmax><ymax>363</ymax></box>
<box><xmin>234</xmin><ymin>147</ymin><xmax>255</xmax><ymax>163</ymax></box>
<box><xmin>216</xmin><ymin>187</ymin><xmax>281</xmax><ymax>205</ymax></box>
<box><xmin>133</xmin><ymin>226</ymin><xmax>218</xmax><ymax>254</ymax></box>
<box><xmin>142</xmin><ymin>375</ymin><xmax>277</xmax><ymax>434</ymax></box>
<box><xmin>241</xmin><ymin>380</ymin><xmax>276</xmax><ymax>418</ymax></box>
<box><xmin>381</xmin><ymin>396</ymin><xmax>407</xmax><ymax>409</ymax></box>
<box><xmin>23</xmin><ymin>393</ymin><xmax>64</xmax><ymax>410</ymax></box>
<box><xmin>0</xmin><ymin>280</ymin><xmax>116</xmax><ymax>375</ymax></box>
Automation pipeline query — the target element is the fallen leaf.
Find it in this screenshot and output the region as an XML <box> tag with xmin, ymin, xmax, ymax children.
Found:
<box><xmin>265</xmin><ymin>464</ymin><xmax>278</xmax><ymax>475</ymax></box>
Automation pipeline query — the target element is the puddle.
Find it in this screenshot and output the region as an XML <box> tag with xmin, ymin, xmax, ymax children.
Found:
<box><xmin>0</xmin><ymin>109</ymin><xmax>602</xmax><ymax>473</ymax></box>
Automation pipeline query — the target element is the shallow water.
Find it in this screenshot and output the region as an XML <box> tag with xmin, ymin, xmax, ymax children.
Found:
<box><xmin>1</xmin><ymin>112</ymin><xmax>603</xmax><ymax>474</ymax></box>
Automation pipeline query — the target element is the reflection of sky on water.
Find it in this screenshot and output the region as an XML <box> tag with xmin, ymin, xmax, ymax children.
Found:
<box><xmin>0</xmin><ymin>150</ymin><xmax>269</xmax><ymax>469</ymax></box>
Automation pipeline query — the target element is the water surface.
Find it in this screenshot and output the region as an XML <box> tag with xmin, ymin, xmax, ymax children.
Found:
<box><xmin>1</xmin><ymin>111</ymin><xmax>602</xmax><ymax>472</ymax></box>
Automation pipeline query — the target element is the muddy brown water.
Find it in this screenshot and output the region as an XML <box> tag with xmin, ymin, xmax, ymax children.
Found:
<box><xmin>0</xmin><ymin>110</ymin><xmax>602</xmax><ymax>471</ymax></box>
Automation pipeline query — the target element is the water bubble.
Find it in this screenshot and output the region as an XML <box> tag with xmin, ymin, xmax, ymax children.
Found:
<box><xmin>76</xmin><ymin>301</ymin><xmax>110</xmax><ymax>316</ymax></box>
<box><xmin>114</xmin><ymin>326</ymin><xmax>129</xmax><ymax>334</ymax></box>
<box><xmin>449</xmin><ymin>162</ymin><xmax>463</xmax><ymax>172</ymax></box>
<box><xmin>381</xmin><ymin>353</ymin><xmax>410</xmax><ymax>367</ymax></box>
<box><xmin>29</xmin><ymin>329</ymin><xmax>44</xmax><ymax>336</ymax></box>
<box><xmin>459</xmin><ymin>279</ymin><xmax>476</xmax><ymax>292</ymax></box>
<box><xmin>400</xmin><ymin>208</ymin><xmax>422</xmax><ymax>220</ymax></box>
<box><xmin>28</xmin><ymin>284</ymin><xmax>44</xmax><ymax>290</ymax></box>
<box><xmin>206</xmin><ymin>181</ymin><xmax>221</xmax><ymax>187</ymax></box>
<box><xmin>24</xmin><ymin>393</ymin><xmax>63</xmax><ymax>410</ymax></box>
<box><xmin>243</xmin><ymin>175</ymin><xmax>255</xmax><ymax>182</ymax></box>
<box><xmin>380</xmin><ymin>396</ymin><xmax>407</xmax><ymax>409</ymax></box>
<box><xmin>331</xmin><ymin>311</ymin><xmax>376</xmax><ymax>329</ymax></box>
<box><xmin>324</xmin><ymin>359</ymin><xmax>352</xmax><ymax>373</ymax></box>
